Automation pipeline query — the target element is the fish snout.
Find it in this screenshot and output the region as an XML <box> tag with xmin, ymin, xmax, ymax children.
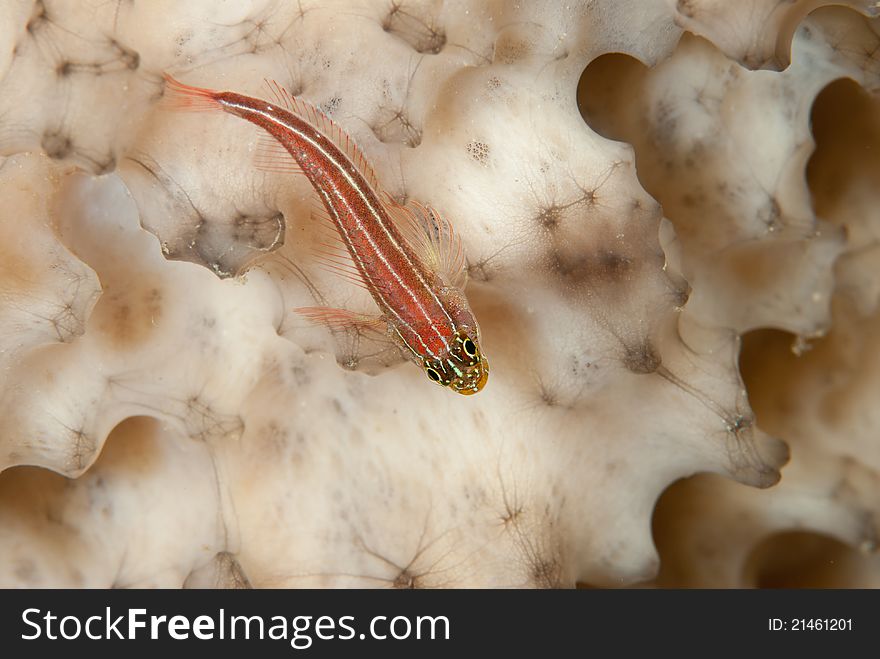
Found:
<box><xmin>452</xmin><ymin>357</ymin><xmax>489</xmax><ymax>396</ymax></box>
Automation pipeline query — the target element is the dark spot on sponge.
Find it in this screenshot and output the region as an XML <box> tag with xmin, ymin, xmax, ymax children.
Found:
<box><xmin>393</xmin><ymin>570</ymin><xmax>417</xmax><ymax>589</ymax></box>
<box><xmin>531</xmin><ymin>557</ymin><xmax>563</xmax><ymax>588</ymax></box>
<box><xmin>381</xmin><ymin>1</ymin><xmax>446</xmax><ymax>54</ymax></box>
<box><xmin>466</xmin><ymin>140</ymin><xmax>490</xmax><ymax>165</ymax></box>
<box><xmin>759</xmin><ymin>196</ymin><xmax>782</xmax><ymax>230</ymax></box>
<box><xmin>95</xmin><ymin>155</ymin><xmax>117</xmax><ymax>175</ymax></box>
<box><xmin>26</xmin><ymin>0</ymin><xmax>47</xmax><ymax>34</ymax></box>
<box><xmin>536</xmin><ymin>205</ymin><xmax>562</xmax><ymax>230</ymax></box>
<box><xmin>418</xmin><ymin>28</ymin><xmax>446</xmax><ymax>55</ymax></box>
<box><xmin>41</xmin><ymin>131</ymin><xmax>72</xmax><ymax>159</ymax></box>
<box><xmin>552</xmin><ymin>247</ymin><xmax>634</xmax><ymax>285</ymax></box>
<box><xmin>597</xmin><ymin>250</ymin><xmax>632</xmax><ymax>277</ymax></box>
<box><xmin>623</xmin><ymin>340</ymin><xmax>661</xmax><ymax>374</ymax></box>
<box><xmin>232</xmin><ymin>212</ymin><xmax>284</xmax><ymax>250</ymax></box>
<box><xmin>676</xmin><ymin>0</ymin><xmax>696</xmax><ymax>18</ymax></box>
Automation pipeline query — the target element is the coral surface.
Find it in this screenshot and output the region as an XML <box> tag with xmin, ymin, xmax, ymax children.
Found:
<box><xmin>0</xmin><ymin>0</ymin><xmax>877</xmax><ymax>588</ymax></box>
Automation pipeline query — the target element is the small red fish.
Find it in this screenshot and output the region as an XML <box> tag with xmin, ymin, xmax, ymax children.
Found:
<box><xmin>161</xmin><ymin>74</ymin><xmax>488</xmax><ymax>395</ymax></box>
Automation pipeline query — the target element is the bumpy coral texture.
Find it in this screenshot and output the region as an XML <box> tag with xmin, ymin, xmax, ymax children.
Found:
<box><xmin>0</xmin><ymin>0</ymin><xmax>876</xmax><ymax>587</ymax></box>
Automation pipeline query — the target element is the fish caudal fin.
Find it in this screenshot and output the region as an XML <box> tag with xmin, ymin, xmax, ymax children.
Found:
<box><xmin>160</xmin><ymin>73</ymin><xmax>224</xmax><ymax>113</ymax></box>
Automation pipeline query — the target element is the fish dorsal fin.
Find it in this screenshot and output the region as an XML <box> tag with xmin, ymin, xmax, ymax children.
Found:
<box><xmin>383</xmin><ymin>194</ymin><xmax>468</xmax><ymax>290</ymax></box>
<box><xmin>262</xmin><ymin>79</ymin><xmax>380</xmax><ymax>191</ymax></box>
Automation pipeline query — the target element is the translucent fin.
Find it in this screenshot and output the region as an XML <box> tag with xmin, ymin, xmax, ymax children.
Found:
<box><xmin>309</xmin><ymin>195</ymin><xmax>336</xmax><ymax>228</ymax></box>
<box><xmin>384</xmin><ymin>195</ymin><xmax>468</xmax><ymax>290</ymax></box>
<box><xmin>252</xmin><ymin>133</ymin><xmax>303</xmax><ymax>174</ymax></box>
<box><xmin>311</xmin><ymin>246</ymin><xmax>370</xmax><ymax>291</ymax></box>
<box><xmin>301</xmin><ymin>195</ymin><xmax>373</xmax><ymax>293</ymax></box>
<box><xmin>295</xmin><ymin>306</ymin><xmax>386</xmax><ymax>335</ymax></box>
<box><xmin>263</xmin><ymin>78</ymin><xmax>381</xmax><ymax>191</ymax></box>
<box><xmin>160</xmin><ymin>73</ymin><xmax>224</xmax><ymax>113</ymax></box>
<box><xmin>263</xmin><ymin>78</ymin><xmax>297</xmax><ymax>112</ymax></box>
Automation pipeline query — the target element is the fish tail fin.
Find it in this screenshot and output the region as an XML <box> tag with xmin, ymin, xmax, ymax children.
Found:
<box><xmin>160</xmin><ymin>73</ymin><xmax>224</xmax><ymax>113</ymax></box>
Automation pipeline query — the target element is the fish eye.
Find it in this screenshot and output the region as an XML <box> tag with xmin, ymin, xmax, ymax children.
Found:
<box><xmin>426</xmin><ymin>367</ymin><xmax>442</xmax><ymax>383</ymax></box>
<box><xmin>462</xmin><ymin>337</ymin><xmax>478</xmax><ymax>357</ymax></box>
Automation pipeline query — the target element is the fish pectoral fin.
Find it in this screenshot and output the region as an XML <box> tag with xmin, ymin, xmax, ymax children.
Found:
<box><xmin>294</xmin><ymin>306</ymin><xmax>387</xmax><ymax>335</ymax></box>
<box><xmin>383</xmin><ymin>195</ymin><xmax>468</xmax><ymax>290</ymax></box>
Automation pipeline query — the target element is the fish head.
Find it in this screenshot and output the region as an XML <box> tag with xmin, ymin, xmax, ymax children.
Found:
<box><xmin>422</xmin><ymin>330</ymin><xmax>489</xmax><ymax>395</ymax></box>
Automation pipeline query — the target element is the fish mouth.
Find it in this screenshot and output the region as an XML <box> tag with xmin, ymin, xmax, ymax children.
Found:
<box><xmin>452</xmin><ymin>357</ymin><xmax>489</xmax><ymax>396</ymax></box>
